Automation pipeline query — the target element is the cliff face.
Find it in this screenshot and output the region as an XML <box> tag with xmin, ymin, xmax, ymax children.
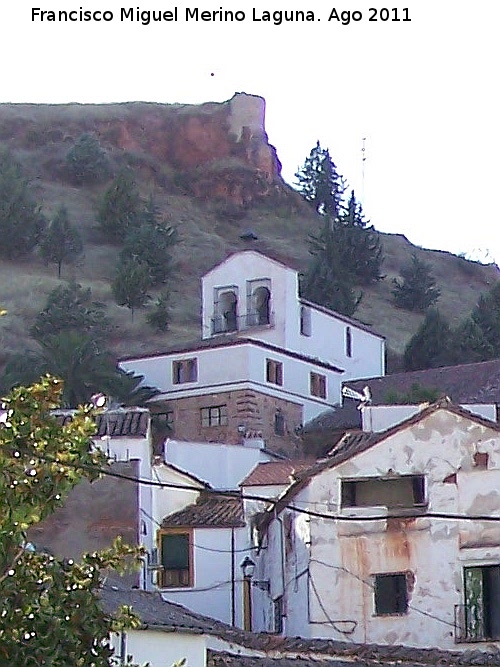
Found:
<box><xmin>0</xmin><ymin>93</ymin><xmax>283</xmax><ymax>206</ymax></box>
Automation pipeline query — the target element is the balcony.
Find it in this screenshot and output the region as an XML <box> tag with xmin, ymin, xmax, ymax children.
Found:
<box><xmin>211</xmin><ymin>311</ymin><xmax>275</xmax><ymax>335</ymax></box>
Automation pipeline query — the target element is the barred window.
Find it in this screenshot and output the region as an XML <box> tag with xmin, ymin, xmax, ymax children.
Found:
<box><xmin>201</xmin><ymin>405</ymin><xmax>228</xmax><ymax>427</ymax></box>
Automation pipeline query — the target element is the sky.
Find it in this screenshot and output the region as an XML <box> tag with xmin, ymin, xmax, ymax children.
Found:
<box><xmin>2</xmin><ymin>1</ymin><xmax>500</xmax><ymax>263</ymax></box>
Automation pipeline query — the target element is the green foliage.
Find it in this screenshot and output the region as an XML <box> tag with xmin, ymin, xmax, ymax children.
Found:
<box><xmin>112</xmin><ymin>258</ymin><xmax>151</xmax><ymax>318</ymax></box>
<box><xmin>39</xmin><ymin>205</ymin><xmax>83</xmax><ymax>277</ymax></box>
<box><xmin>338</xmin><ymin>190</ymin><xmax>384</xmax><ymax>285</ymax></box>
<box><xmin>146</xmin><ymin>290</ymin><xmax>171</xmax><ymax>332</ymax></box>
<box><xmin>403</xmin><ymin>309</ymin><xmax>452</xmax><ymax>371</ymax></box>
<box><xmin>98</xmin><ymin>171</ymin><xmax>143</xmax><ymax>243</ymax></box>
<box><xmin>295</xmin><ymin>141</ymin><xmax>346</xmax><ymax>218</ymax></box>
<box><xmin>384</xmin><ymin>382</ymin><xmax>441</xmax><ymax>405</ymax></box>
<box><xmin>0</xmin><ymin>376</ymin><xmax>144</xmax><ymax>665</ymax></box>
<box><xmin>0</xmin><ymin>148</ymin><xmax>45</xmax><ymax>259</ymax></box>
<box><xmin>301</xmin><ymin>219</ymin><xmax>362</xmax><ymax>317</ymax></box>
<box><xmin>392</xmin><ymin>253</ymin><xmax>440</xmax><ymax>312</ymax></box>
<box><xmin>30</xmin><ymin>282</ymin><xmax>110</xmax><ymax>343</ymax></box>
<box><xmin>65</xmin><ymin>133</ymin><xmax>111</xmax><ymax>185</ymax></box>
<box><xmin>121</xmin><ymin>201</ymin><xmax>178</xmax><ymax>287</ymax></box>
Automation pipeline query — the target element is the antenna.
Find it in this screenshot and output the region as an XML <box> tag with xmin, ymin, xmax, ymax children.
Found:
<box><xmin>361</xmin><ymin>137</ymin><xmax>367</xmax><ymax>204</ymax></box>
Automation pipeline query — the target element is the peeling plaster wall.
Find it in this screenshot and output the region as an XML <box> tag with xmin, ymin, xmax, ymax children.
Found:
<box><xmin>269</xmin><ymin>409</ymin><xmax>500</xmax><ymax>649</ymax></box>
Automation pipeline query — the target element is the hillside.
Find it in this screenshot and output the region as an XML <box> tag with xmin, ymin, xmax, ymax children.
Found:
<box><xmin>0</xmin><ymin>93</ymin><xmax>498</xmax><ymax>373</ymax></box>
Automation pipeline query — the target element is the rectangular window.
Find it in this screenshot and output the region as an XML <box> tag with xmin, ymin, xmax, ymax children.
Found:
<box><xmin>172</xmin><ymin>358</ymin><xmax>198</xmax><ymax>384</ymax></box>
<box><xmin>274</xmin><ymin>411</ymin><xmax>285</xmax><ymax>436</ymax></box>
<box><xmin>273</xmin><ymin>596</ymin><xmax>284</xmax><ymax>633</ymax></box>
<box><xmin>201</xmin><ymin>405</ymin><xmax>228</xmax><ymax>427</ymax></box>
<box><xmin>345</xmin><ymin>326</ymin><xmax>352</xmax><ymax>358</ymax></box>
<box><xmin>310</xmin><ymin>372</ymin><xmax>326</xmax><ymax>399</ymax></box>
<box><xmin>266</xmin><ymin>359</ymin><xmax>283</xmax><ymax>386</ymax></box>
<box><xmin>300</xmin><ymin>306</ymin><xmax>312</xmax><ymax>337</ymax></box>
<box><xmin>341</xmin><ymin>475</ymin><xmax>426</xmax><ymax>509</ymax></box>
<box><xmin>374</xmin><ymin>573</ymin><xmax>408</xmax><ymax>615</ymax></box>
<box><xmin>159</xmin><ymin>531</ymin><xmax>192</xmax><ymax>588</ymax></box>
<box><xmin>461</xmin><ymin>565</ymin><xmax>500</xmax><ymax>641</ymax></box>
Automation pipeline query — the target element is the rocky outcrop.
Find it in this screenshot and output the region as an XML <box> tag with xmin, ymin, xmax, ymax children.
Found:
<box><xmin>0</xmin><ymin>93</ymin><xmax>283</xmax><ymax>205</ymax></box>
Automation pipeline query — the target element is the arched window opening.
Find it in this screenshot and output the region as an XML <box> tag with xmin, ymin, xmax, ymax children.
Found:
<box><xmin>253</xmin><ymin>286</ymin><xmax>271</xmax><ymax>326</ymax></box>
<box><xmin>220</xmin><ymin>290</ymin><xmax>238</xmax><ymax>332</ymax></box>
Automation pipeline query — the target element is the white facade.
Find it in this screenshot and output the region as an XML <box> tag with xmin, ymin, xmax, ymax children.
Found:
<box><xmin>111</xmin><ymin>629</ymin><xmax>205</xmax><ymax>667</ymax></box>
<box><xmin>251</xmin><ymin>403</ymin><xmax>500</xmax><ymax>650</ymax></box>
<box><xmin>201</xmin><ymin>250</ymin><xmax>385</xmax><ymax>378</ymax></box>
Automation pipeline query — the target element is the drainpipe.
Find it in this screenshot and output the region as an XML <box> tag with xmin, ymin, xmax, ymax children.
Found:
<box><xmin>231</xmin><ymin>528</ymin><xmax>236</xmax><ymax>626</ymax></box>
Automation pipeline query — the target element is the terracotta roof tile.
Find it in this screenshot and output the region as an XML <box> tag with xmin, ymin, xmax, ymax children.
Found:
<box><xmin>240</xmin><ymin>460</ymin><xmax>316</xmax><ymax>487</ymax></box>
<box><xmin>55</xmin><ymin>408</ymin><xmax>149</xmax><ymax>437</ymax></box>
<box><xmin>100</xmin><ymin>585</ymin><xmax>499</xmax><ymax>666</ymax></box>
<box><xmin>161</xmin><ymin>493</ymin><xmax>245</xmax><ymax>528</ymax></box>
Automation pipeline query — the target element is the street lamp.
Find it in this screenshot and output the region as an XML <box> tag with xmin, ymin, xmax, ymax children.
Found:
<box><xmin>240</xmin><ymin>556</ymin><xmax>255</xmax><ymax>631</ymax></box>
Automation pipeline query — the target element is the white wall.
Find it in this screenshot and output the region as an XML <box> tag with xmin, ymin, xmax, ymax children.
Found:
<box><xmin>257</xmin><ymin>407</ymin><xmax>500</xmax><ymax>649</ymax></box>
<box><xmin>111</xmin><ymin>629</ymin><xmax>205</xmax><ymax>667</ymax></box>
<box><xmin>165</xmin><ymin>439</ymin><xmax>274</xmax><ymax>489</ymax></box>
<box><xmin>362</xmin><ymin>403</ymin><xmax>497</xmax><ymax>433</ymax></box>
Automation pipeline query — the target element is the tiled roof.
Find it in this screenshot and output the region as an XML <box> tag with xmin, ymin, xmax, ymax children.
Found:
<box><xmin>240</xmin><ymin>460</ymin><xmax>316</xmax><ymax>487</ymax></box>
<box><xmin>161</xmin><ymin>493</ymin><xmax>245</xmax><ymax>528</ymax></box>
<box><xmin>100</xmin><ymin>585</ymin><xmax>499</xmax><ymax>666</ymax></box>
<box><xmin>347</xmin><ymin>359</ymin><xmax>500</xmax><ymax>406</ymax></box>
<box><xmin>55</xmin><ymin>408</ymin><xmax>149</xmax><ymax>437</ymax></box>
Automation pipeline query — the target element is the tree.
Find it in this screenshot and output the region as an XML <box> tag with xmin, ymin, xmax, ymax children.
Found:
<box><xmin>30</xmin><ymin>282</ymin><xmax>109</xmax><ymax>343</ymax></box>
<box><xmin>403</xmin><ymin>308</ymin><xmax>452</xmax><ymax>371</ymax></box>
<box><xmin>295</xmin><ymin>141</ymin><xmax>346</xmax><ymax>218</ymax></box>
<box><xmin>39</xmin><ymin>205</ymin><xmax>83</xmax><ymax>277</ymax></box>
<box><xmin>0</xmin><ymin>148</ymin><xmax>45</xmax><ymax>259</ymax></box>
<box><xmin>339</xmin><ymin>190</ymin><xmax>384</xmax><ymax>285</ymax></box>
<box><xmin>65</xmin><ymin>133</ymin><xmax>111</xmax><ymax>184</ymax></box>
<box><xmin>112</xmin><ymin>258</ymin><xmax>151</xmax><ymax>319</ymax></box>
<box><xmin>98</xmin><ymin>171</ymin><xmax>143</xmax><ymax>243</ymax></box>
<box><xmin>121</xmin><ymin>201</ymin><xmax>178</xmax><ymax>287</ymax></box>
<box><xmin>0</xmin><ymin>376</ymin><xmax>144</xmax><ymax>665</ymax></box>
<box><xmin>392</xmin><ymin>253</ymin><xmax>440</xmax><ymax>312</ymax></box>
<box><xmin>146</xmin><ymin>290</ymin><xmax>171</xmax><ymax>332</ymax></box>
<box><xmin>301</xmin><ymin>218</ymin><xmax>362</xmax><ymax>317</ymax></box>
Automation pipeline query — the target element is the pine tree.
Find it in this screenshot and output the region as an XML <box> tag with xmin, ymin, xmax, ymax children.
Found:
<box><xmin>39</xmin><ymin>205</ymin><xmax>83</xmax><ymax>277</ymax></box>
<box><xmin>0</xmin><ymin>148</ymin><xmax>45</xmax><ymax>259</ymax></box>
<box><xmin>65</xmin><ymin>132</ymin><xmax>111</xmax><ymax>184</ymax></box>
<box><xmin>339</xmin><ymin>190</ymin><xmax>384</xmax><ymax>285</ymax></box>
<box><xmin>98</xmin><ymin>170</ymin><xmax>143</xmax><ymax>242</ymax></box>
<box><xmin>403</xmin><ymin>309</ymin><xmax>451</xmax><ymax>371</ymax></box>
<box><xmin>295</xmin><ymin>141</ymin><xmax>346</xmax><ymax>218</ymax></box>
<box><xmin>112</xmin><ymin>258</ymin><xmax>151</xmax><ymax>319</ymax></box>
<box><xmin>392</xmin><ymin>253</ymin><xmax>440</xmax><ymax>311</ymax></box>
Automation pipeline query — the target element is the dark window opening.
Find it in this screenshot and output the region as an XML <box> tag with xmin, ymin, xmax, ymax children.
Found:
<box><xmin>201</xmin><ymin>405</ymin><xmax>228</xmax><ymax>427</ymax></box>
<box><xmin>310</xmin><ymin>372</ymin><xmax>326</xmax><ymax>399</ymax></box>
<box><xmin>173</xmin><ymin>358</ymin><xmax>198</xmax><ymax>384</ymax></box>
<box><xmin>300</xmin><ymin>306</ymin><xmax>312</xmax><ymax>336</ymax></box>
<box><xmin>274</xmin><ymin>411</ymin><xmax>285</xmax><ymax>436</ymax></box>
<box><xmin>159</xmin><ymin>531</ymin><xmax>192</xmax><ymax>588</ymax></box>
<box><xmin>266</xmin><ymin>359</ymin><xmax>283</xmax><ymax>386</ymax></box>
<box><xmin>273</xmin><ymin>596</ymin><xmax>284</xmax><ymax>633</ymax></box>
<box><xmin>341</xmin><ymin>475</ymin><xmax>426</xmax><ymax>509</ymax></box>
<box><xmin>346</xmin><ymin>326</ymin><xmax>352</xmax><ymax>358</ymax></box>
<box><xmin>462</xmin><ymin>565</ymin><xmax>500</xmax><ymax>641</ymax></box>
<box><xmin>374</xmin><ymin>573</ymin><xmax>409</xmax><ymax>615</ymax></box>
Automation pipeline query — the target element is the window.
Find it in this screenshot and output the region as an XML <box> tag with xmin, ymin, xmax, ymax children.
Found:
<box><xmin>247</xmin><ymin>279</ymin><xmax>272</xmax><ymax>327</ymax></box>
<box><xmin>345</xmin><ymin>326</ymin><xmax>352</xmax><ymax>358</ymax></box>
<box><xmin>461</xmin><ymin>566</ymin><xmax>500</xmax><ymax>641</ymax></box>
<box><xmin>374</xmin><ymin>573</ymin><xmax>409</xmax><ymax>615</ymax></box>
<box><xmin>213</xmin><ymin>287</ymin><xmax>238</xmax><ymax>334</ymax></box>
<box><xmin>201</xmin><ymin>405</ymin><xmax>228</xmax><ymax>427</ymax></box>
<box><xmin>341</xmin><ymin>475</ymin><xmax>426</xmax><ymax>510</ymax></box>
<box><xmin>274</xmin><ymin>411</ymin><xmax>285</xmax><ymax>436</ymax></box>
<box><xmin>300</xmin><ymin>306</ymin><xmax>311</xmax><ymax>336</ymax></box>
<box><xmin>310</xmin><ymin>372</ymin><xmax>326</xmax><ymax>399</ymax></box>
<box><xmin>266</xmin><ymin>359</ymin><xmax>283</xmax><ymax>386</ymax></box>
<box><xmin>172</xmin><ymin>358</ymin><xmax>197</xmax><ymax>384</ymax></box>
<box><xmin>273</xmin><ymin>596</ymin><xmax>284</xmax><ymax>633</ymax></box>
<box><xmin>159</xmin><ymin>530</ymin><xmax>192</xmax><ymax>588</ymax></box>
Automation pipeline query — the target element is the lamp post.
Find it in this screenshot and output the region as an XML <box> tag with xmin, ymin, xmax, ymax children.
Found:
<box><xmin>240</xmin><ymin>556</ymin><xmax>255</xmax><ymax>631</ymax></box>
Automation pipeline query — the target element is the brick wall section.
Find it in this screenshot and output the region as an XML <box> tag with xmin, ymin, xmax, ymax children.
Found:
<box><xmin>166</xmin><ymin>390</ymin><xmax>304</xmax><ymax>457</ymax></box>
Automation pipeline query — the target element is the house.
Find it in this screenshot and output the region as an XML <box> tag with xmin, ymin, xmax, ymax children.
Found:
<box><xmin>101</xmin><ymin>583</ymin><xmax>500</xmax><ymax>667</ymax></box>
<box><xmin>247</xmin><ymin>400</ymin><xmax>500</xmax><ymax>650</ymax></box>
<box><xmin>120</xmin><ymin>250</ymin><xmax>385</xmax><ymax>456</ymax></box>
